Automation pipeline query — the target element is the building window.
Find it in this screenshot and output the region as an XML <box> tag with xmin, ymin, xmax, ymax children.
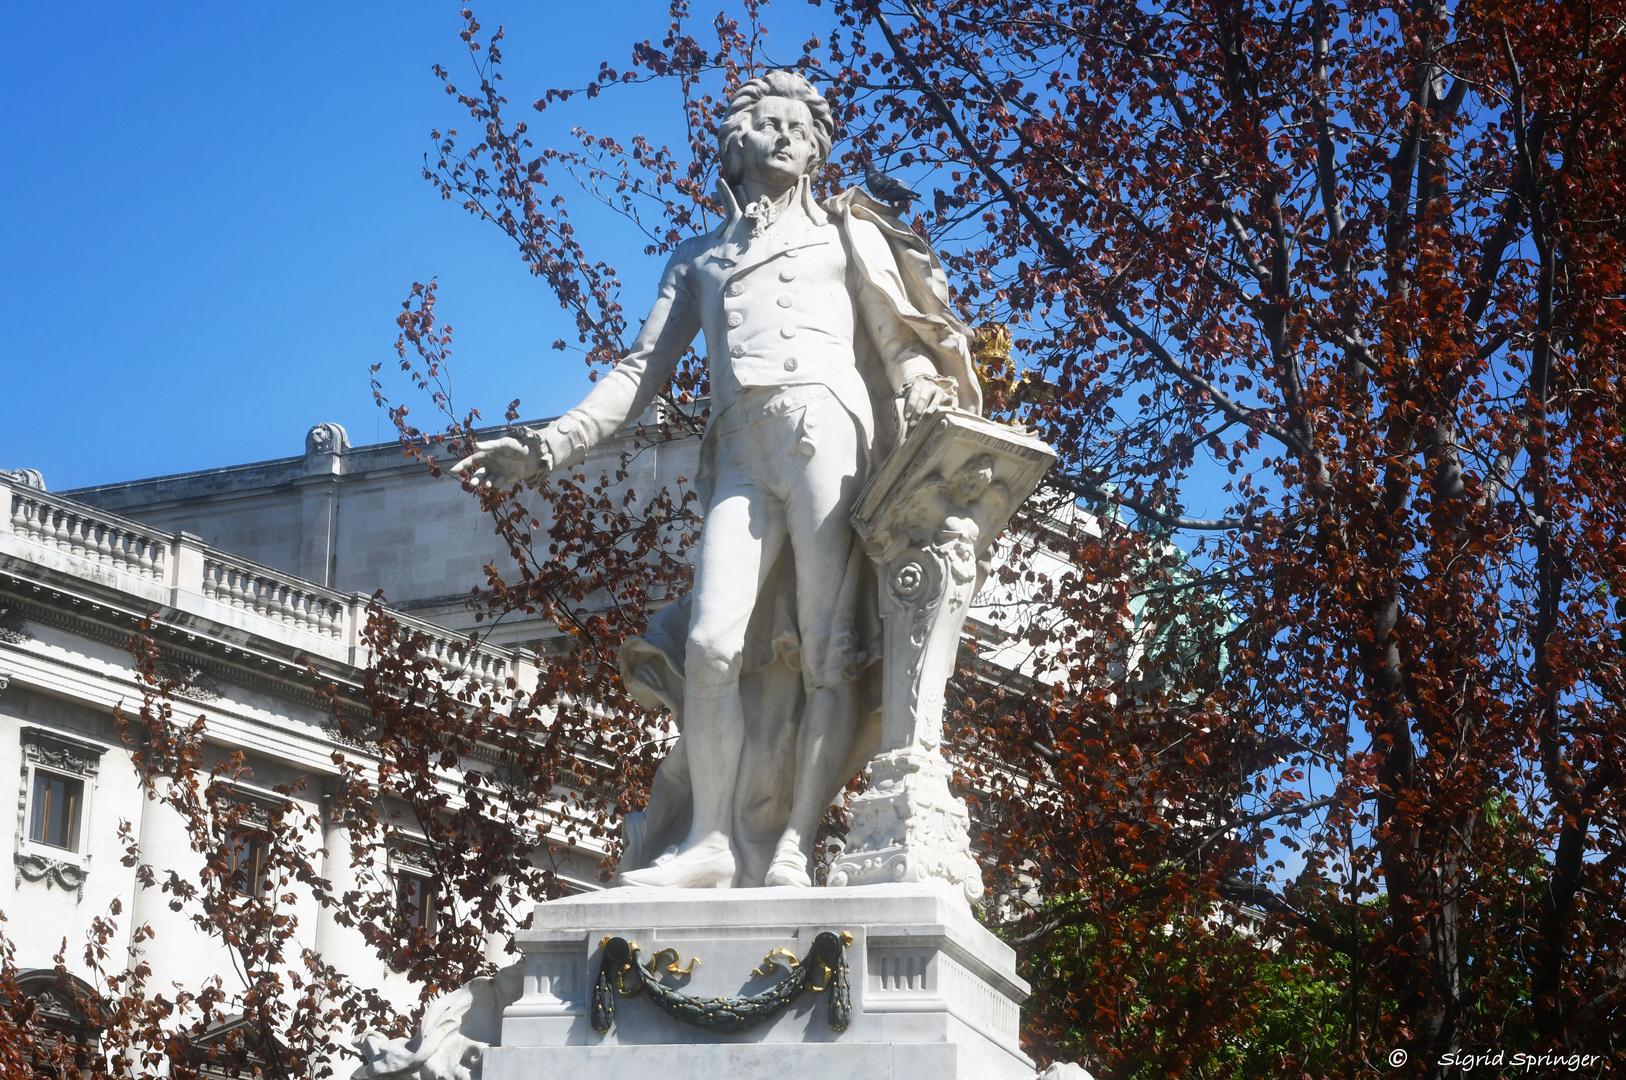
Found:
<box><xmin>14</xmin><ymin>969</ymin><xmax>101</xmax><ymax>1071</ymax></box>
<box><xmin>28</xmin><ymin>771</ymin><xmax>84</xmax><ymax>851</ymax></box>
<box><xmin>206</xmin><ymin>782</ymin><xmax>283</xmax><ymax>901</ymax></box>
<box><xmin>395</xmin><ymin>874</ymin><xmax>436</xmax><ymax>933</ymax></box>
<box><xmin>227</xmin><ymin>832</ymin><xmax>272</xmax><ymax>898</ymax></box>
<box><xmin>383</xmin><ymin>839</ymin><xmax>439</xmax><ymax>971</ymax></box>
<box><xmin>15</xmin><ymin>727</ymin><xmax>104</xmax><ymax>900</ymax></box>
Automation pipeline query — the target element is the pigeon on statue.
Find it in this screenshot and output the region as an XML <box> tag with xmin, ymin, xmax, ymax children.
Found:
<box><xmin>862</xmin><ymin>157</ymin><xmax>922</xmax><ymax>211</ymax></box>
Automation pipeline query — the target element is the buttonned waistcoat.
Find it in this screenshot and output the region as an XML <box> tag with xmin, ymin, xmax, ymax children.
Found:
<box><xmin>541</xmin><ymin>177</ymin><xmax>977</xmax><ymax>506</ymax></box>
<box><xmin>701</xmin><ymin>214</ymin><xmax>872</xmax><ymax>442</ymax></box>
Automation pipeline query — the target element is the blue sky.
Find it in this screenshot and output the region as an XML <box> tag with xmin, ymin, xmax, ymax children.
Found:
<box><xmin>1</xmin><ymin>3</ymin><xmax>786</xmax><ymax>490</ymax></box>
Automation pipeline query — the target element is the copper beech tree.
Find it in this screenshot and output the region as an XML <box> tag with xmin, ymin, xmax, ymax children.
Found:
<box><xmin>4</xmin><ymin>1</ymin><xmax>1625</xmax><ymax>1078</ymax></box>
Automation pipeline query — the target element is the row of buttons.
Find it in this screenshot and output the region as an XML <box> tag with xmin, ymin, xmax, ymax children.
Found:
<box><xmin>726</xmin><ymin>344</ymin><xmax>800</xmax><ymax>371</ymax></box>
<box><xmin>725</xmin><ymin>248</ymin><xmax>804</xmax><ymax>372</ymax></box>
<box><xmin>726</xmin><ymin>295</ymin><xmax>796</xmax><ymax>327</ymax></box>
<box><xmin>725</xmin><ymin>267</ymin><xmax>799</xmax><ymax>298</ymax></box>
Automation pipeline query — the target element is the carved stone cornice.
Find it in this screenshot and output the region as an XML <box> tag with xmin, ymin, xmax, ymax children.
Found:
<box><xmin>0</xmin><ymin>585</ymin><xmax>367</xmax><ymax>721</ymax></box>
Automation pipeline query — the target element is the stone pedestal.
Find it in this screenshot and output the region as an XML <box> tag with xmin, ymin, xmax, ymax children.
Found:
<box><xmin>483</xmin><ymin>884</ymin><xmax>1035</xmax><ymax>1079</ymax></box>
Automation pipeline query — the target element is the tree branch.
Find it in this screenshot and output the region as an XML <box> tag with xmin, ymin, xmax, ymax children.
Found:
<box><xmin>1047</xmin><ymin>471</ymin><xmax>1255</xmax><ymax>531</ymax></box>
<box><xmin>870</xmin><ymin>3</ymin><xmax>1309</xmax><ymax>460</ymax></box>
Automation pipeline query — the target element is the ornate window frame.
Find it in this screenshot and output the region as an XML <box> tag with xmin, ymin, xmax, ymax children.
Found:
<box><xmin>215</xmin><ymin>781</ymin><xmax>285</xmax><ymax>900</ymax></box>
<box><xmin>14</xmin><ymin>968</ymin><xmax>101</xmax><ymax>1065</ymax></box>
<box><xmin>15</xmin><ymin>726</ymin><xmax>106</xmax><ymax>901</ymax></box>
<box><xmin>385</xmin><ymin>835</ymin><xmax>440</xmax><ymax>964</ymax></box>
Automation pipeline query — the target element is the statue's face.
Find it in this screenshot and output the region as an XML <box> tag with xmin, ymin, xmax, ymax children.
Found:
<box><xmin>735</xmin><ymin>96</ymin><xmax>818</xmax><ymax>189</ymax></box>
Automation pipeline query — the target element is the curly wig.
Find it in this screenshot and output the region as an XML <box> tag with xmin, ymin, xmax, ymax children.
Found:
<box><xmin>718</xmin><ymin>70</ymin><xmax>834</xmax><ymax>186</ymax></box>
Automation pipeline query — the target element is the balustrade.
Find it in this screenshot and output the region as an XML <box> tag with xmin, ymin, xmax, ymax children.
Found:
<box><xmin>200</xmin><ymin>556</ymin><xmax>349</xmax><ymax>641</ymax></box>
<box><xmin>3</xmin><ymin>477</ymin><xmax>523</xmax><ymax>687</ymax></box>
<box><xmin>399</xmin><ymin>619</ymin><xmax>510</xmax><ymax>690</ymax></box>
<box><xmin>5</xmin><ymin>484</ymin><xmax>167</xmax><ymax>581</ymax></box>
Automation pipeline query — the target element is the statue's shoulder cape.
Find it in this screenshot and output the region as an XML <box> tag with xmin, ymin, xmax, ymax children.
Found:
<box><xmin>821</xmin><ymin>186</ymin><xmax>982</xmax><ymax>415</ymax></box>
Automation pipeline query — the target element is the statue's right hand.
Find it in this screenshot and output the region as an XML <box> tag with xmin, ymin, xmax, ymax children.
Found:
<box><xmin>453</xmin><ymin>435</ymin><xmax>549</xmax><ymax>489</ymax></box>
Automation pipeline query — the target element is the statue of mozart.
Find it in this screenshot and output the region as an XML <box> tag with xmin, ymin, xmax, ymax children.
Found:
<box><xmin>458</xmin><ymin>70</ymin><xmax>980</xmax><ymax>890</ymax></box>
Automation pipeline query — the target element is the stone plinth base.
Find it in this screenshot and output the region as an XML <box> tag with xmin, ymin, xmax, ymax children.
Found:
<box><xmin>484</xmin><ymin>883</ymin><xmax>1035</xmax><ymax>1079</ymax></box>
<box><xmin>485</xmin><ymin>1043</ymin><xmax>1008</xmax><ymax>1078</ymax></box>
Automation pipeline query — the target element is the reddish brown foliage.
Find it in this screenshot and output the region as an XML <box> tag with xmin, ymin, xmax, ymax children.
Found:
<box><xmin>5</xmin><ymin>3</ymin><xmax>1624</xmax><ymax>1078</ymax></box>
<box><xmin>837</xmin><ymin>0</ymin><xmax>1626</xmax><ymax>1072</ymax></box>
<box><xmin>404</xmin><ymin>2</ymin><xmax>1626</xmax><ymax>1074</ymax></box>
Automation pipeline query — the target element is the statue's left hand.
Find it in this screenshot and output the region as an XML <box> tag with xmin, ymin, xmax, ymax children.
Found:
<box><xmin>901</xmin><ymin>374</ymin><xmax>957</xmax><ymax>429</ymax></box>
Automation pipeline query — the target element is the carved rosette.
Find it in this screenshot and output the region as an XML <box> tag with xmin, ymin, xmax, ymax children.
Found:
<box><xmin>831</xmin><ymin>410</ymin><xmax>1056</xmax><ymax>904</ymax></box>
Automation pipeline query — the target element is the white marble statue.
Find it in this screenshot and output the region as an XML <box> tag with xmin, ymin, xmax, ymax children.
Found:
<box><xmin>458</xmin><ymin>70</ymin><xmax>982</xmax><ymax>891</ymax></box>
<box><xmin>358</xmin><ymin>69</ymin><xmax>1065</xmax><ymax>1080</ymax></box>
<box><xmin>1036</xmin><ymin>1065</ymin><xmax>1097</xmax><ymax>1080</ymax></box>
<box><xmin>351</xmin><ymin>964</ymin><xmax>521</xmax><ymax>1080</ymax></box>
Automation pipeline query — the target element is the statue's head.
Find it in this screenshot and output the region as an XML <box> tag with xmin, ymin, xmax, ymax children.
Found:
<box><xmin>718</xmin><ymin>70</ymin><xmax>834</xmax><ymax>190</ymax></box>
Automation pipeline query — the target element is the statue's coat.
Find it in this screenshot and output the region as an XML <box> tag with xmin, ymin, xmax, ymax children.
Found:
<box><xmin>616</xmin><ymin>184</ymin><xmax>979</xmax><ymax>883</ymax></box>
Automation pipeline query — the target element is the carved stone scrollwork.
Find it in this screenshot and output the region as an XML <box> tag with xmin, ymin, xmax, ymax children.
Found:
<box><xmin>21</xmin><ymin>728</ymin><xmax>103</xmax><ymax>778</ymax></box>
<box><xmin>830</xmin><ymin>410</ymin><xmax>1055</xmax><ymax>905</ymax></box>
<box><xmin>826</xmin><ymin>746</ymin><xmax>983</xmax><ymax>902</ymax></box>
<box><xmin>0</xmin><ymin>605</ymin><xmax>30</xmax><ymax>645</ymax></box>
<box><xmin>155</xmin><ymin>659</ymin><xmax>223</xmax><ymax>702</ymax></box>
<box><xmin>13</xmin><ymin>969</ymin><xmax>97</xmax><ymax>1039</ymax></box>
<box><xmin>14</xmin><ymin>852</ymin><xmax>88</xmax><ymax>900</ymax></box>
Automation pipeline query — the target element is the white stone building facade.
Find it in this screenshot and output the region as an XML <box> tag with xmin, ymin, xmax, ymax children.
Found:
<box><xmin>0</xmin><ymin>453</ymin><xmax>573</xmax><ymax>1045</ymax></box>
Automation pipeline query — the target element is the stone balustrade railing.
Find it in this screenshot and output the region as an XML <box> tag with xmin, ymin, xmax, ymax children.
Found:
<box><xmin>201</xmin><ymin>554</ymin><xmax>348</xmax><ymax>642</ymax></box>
<box><xmin>0</xmin><ymin>476</ymin><xmax>528</xmax><ymax>691</ymax></box>
<box><xmin>8</xmin><ymin>483</ymin><xmax>171</xmax><ymax>582</ymax></box>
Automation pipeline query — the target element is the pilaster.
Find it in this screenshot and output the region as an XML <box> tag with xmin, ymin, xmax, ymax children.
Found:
<box><xmin>296</xmin><ymin>423</ymin><xmax>349</xmax><ymax>587</ymax></box>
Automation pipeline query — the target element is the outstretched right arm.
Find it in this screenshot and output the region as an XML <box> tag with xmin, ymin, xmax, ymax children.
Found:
<box><xmin>456</xmin><ymin>248</ymin><xmax>703</xmax><ymax>486</ymax></box>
